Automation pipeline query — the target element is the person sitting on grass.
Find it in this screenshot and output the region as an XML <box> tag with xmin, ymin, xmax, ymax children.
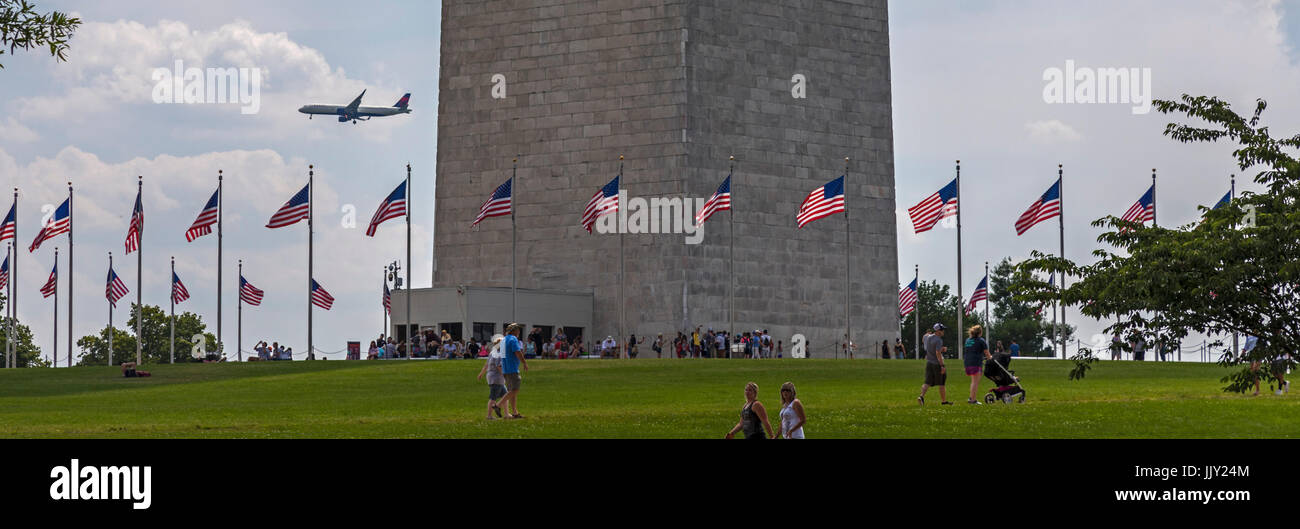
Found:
<box><xmin>726</xmin><ymin>382</ymin><xmax>774</xmax><ymax>439</ymax></box>
<box><xmin>121</xmin><ymin>362</ymin><xmax>151</xmax><ymax>378</ymax></box>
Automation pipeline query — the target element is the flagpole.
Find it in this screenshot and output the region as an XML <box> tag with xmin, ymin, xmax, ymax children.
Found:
<box><xmin>238</xmin><ymin>260</ymin><xmax>243</xmax><ymax>362</ymax></box>
<box><xmin>844</xmin><ymin>157</ymin><xmax>852</xmax><ymax>359</ymax></box>
<box><xmin>308</xmin><ymin>165</ymin><xmax>314</xmax><ymax>361</ymax></box>
<box><xmin>68</xmin><ymin>181</ymin><xmax>74</xmax><ymax>369</ymax></box>
<box><xmin>511</xmin><ymin>157</ymin><xmax>517</xmax><ymax>322</ymax></box>
<box><xmin>1227</xmin><ymin>175</ymin><xmax>1237</xmax><ymax>361</ymax></box>
<box><xmin>914</xmin><ymin>264</ymin><xmax>920</xmax><ymax>360</ymax></box>
<box><xmin>134</xmin><ymin>177</ymin><xmax>143</xmax><ymax>365</ymax></box>
<box><xmin>108</xmin><ymin>252</ymin><xmax>113</xmax><ymax>366</ymax></box>
<box><xmin>406</xmin><ymin>163</ymin><xmax>412</xmax><ymax>352</ymax></box>
<box><xmin>170</xmin><ymin>256</ymin><xmax>175</xmax><ymax>364</ymax></box>
<box><xmin>955</xmin><ymin>160</ymin><xmax>963</xmax><ymax>361</ymax></box>
<box><xmin>381</xmin><ymin>267</ymin><xmax>385</xmax><ymax>342</ymax></box>
<box><xmin>217</xmin><ymin>170</ymin><xmax>223</xmax><ymax>360</ymax></box>
<box><xmin>11</xmin><ymin>188</ymin><xmax>16</xmax><ymax>369</ymax></box>
<box><xmin>6</xmin><ymin>244</ymin><xmax>11</xmax><ymax>368</ymax></box>
<box><xmin>619</xmin><ymin>155</ymin><xmax>625</xmax><ymax>359</ymax></box>
<box><xmin>53</xmin><ymin>247</ymin><xmax>57</xmax><ymax>368</ymax></box>
<box><xmin>729</xmin><ymin>155</ymin><xmax>735</xmax><ymax>360</ymax></box>
<box><xmin>9</xmin><ymin>188</ymin><xmax>17</xmax><ymax>368</ymax></box>
<box><xmin>1058</xmin><ymin>164</ymin><xmax>1066</xmax><ymax>359</ymax></box>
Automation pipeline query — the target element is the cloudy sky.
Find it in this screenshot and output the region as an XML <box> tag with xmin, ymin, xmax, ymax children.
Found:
<box><xmin>1</xmin><ymin>0</ymin><xmax>1295</xmax><ymax>361</ymax></box>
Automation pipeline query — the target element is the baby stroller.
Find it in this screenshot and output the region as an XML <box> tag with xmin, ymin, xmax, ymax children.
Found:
<box><xmin>982</xmin><ymin>353</ymin><xmax>1026</xmax><ymax>404</ymax></box>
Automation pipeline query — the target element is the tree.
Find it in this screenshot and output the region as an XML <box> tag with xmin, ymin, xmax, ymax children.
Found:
<box><xmin>1013</xmin><ymin>95</ymin><xmax>1300</xmax><ymax>392</ymax></box>
<box><xmin>75</xmin><ymin>327</ymin><xmax>137</xmax><ymax>366</ymax></box>
<box><xmin>0</xmin><ymin>0</ymin><xmax>80</xmax><ymax>69</ymax></box>
<box><xmin>989</xmin><ymin>258</ymin><xmax>1073</xmax><ymax>357</ymax></box>
<box><xmin>0</xmin><ymin>293</ymin><xmax>45</xmax><ymax>367</ymax></box>
<box><xmin>77</xmin><ymin>304</ymin><xmax>217</xmax><ymax>365</ymax></box>
<box><xmin>900</xmin><ymin>280</ymin><xmax>986</xmax><ymax>359</ymax></box>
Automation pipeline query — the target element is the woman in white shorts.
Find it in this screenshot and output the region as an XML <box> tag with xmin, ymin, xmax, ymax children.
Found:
<box><xmin>778</xmin><ymin>381</ymin><xmax>806</xmax><ymax>439</ymax></box>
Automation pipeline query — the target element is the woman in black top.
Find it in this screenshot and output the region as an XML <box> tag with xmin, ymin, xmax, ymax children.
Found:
<box><xmin>726</xmin><ymin>382</ymin><xmax>774</xmax><ymax>439</ymax></box>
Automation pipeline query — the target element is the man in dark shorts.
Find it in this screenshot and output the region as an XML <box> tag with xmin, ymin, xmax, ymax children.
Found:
<box><xmin>918</xmin><ymin>324</ymin><xmax>951</xmax><ymax>406</ymax></box>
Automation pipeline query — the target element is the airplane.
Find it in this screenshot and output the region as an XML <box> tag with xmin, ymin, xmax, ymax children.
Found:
<box><xmin>298</xmin><ymin>90</ymin><xmax>412</xmax><ymax>124</ymax></box>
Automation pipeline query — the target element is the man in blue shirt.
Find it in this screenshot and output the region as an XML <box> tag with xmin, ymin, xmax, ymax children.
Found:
<box><xmin>1009</xmin><ymin>340</ymin><xmax>1020</xmax><ymax>357</ymax></box>
<box><xmin>495</xmin><ymin>323</ymin><xmax>529</xmax><ymax>419</ymax></box>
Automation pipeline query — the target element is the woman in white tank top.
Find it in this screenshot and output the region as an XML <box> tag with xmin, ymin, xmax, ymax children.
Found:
<box><xmin>778</xmin><ymin>382</ymin><xmax>806</xmax><ymax>439</ymax></box>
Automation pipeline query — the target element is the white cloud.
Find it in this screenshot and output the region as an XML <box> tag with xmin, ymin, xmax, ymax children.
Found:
<box><xmin>0</xmin><ymin>118</ymin><xmax>39</xmax><ymax>142</ymax></box>
<box><xmin>1024</xmin><ymin>120</ymin><xmax>1082</xmax><ymax>143</ymax></box>
<box><xmin>9</xmin><ymin>19</ymin><xmax>411</xmax><ymax>142</ymax></box>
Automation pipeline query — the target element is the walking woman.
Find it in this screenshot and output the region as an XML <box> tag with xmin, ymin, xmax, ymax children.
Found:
<box><xmin>963</xmin><ymin>325</ymin><xmax>991</xmax><ymax>404</ymax></box>
<box><xmin>778</xmin><ymin>382</ymin><xmax>806</xmax><ymax>439</ymax></box>
<box><xmin>726</xmin><ymin>382</ymin><xmax>774</xmax><ymax>439</ymax></box>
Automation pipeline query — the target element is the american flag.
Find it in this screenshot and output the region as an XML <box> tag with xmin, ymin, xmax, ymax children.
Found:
<box><xmin>239</xmin><ymin>276</ymin><xmax>263</xmax><ymax>306</ymax></box>
<box><xmin>0</xmin><ymin>202</ymin><xmax>15</xmax><ymax>242</ymax></box>
<box><xmin>899</xmin><ymin>278</ymin><xmax>918</xmax><ymax>318</ymax></box>
<box><xmin>907</xmin><ymin>178</ymin><xmax>958</xmax><ymax>234</ymax></box>
<box><xmin>266</xmin><ymin>184</ymin><xmax>310</xmax><ymax>229</ymax></box>
<box><xmin>383</xmin><ymin>282</ymin><xmax>391</xmax><ymax>315</ymax></box>
<box><xmin>185</xmin><ymin>188</ymin><xmax>219</xmax><ymax>242</ymax></box>
<box><xmin>581</xmin><ymin>175</ymin><xmax>620</xmax><ymax>233</ymax></box>
<box><xmin>0</xmin><ymin>253</ymin><xmax>9</xmax><ymax>291</ymax></box>
<box><xmin>1212</xmin><ymin>189</ymin><xmax>1231</xmax><ymax>210</ymax></box>
<box><xmin>695</xmin><ymin>173</ymin><xmax>732</xmax><ymax>226</ymax></box>
<box><xmin>40</xmin><ymin>261</ymin><xmax>56</xmax><ymax>298</ymax></box>
<box><xmin>1120</xmin><ymin>185</ymin><xmax>1155</xmax><ymax>226</ymax></box>
<box><xmin>29</xmin><ymin>198</ymin><xmax>70</xmax><ymax>253</ymax></box>
<box><xmin>1035</xmin><ymin>275</ymin><xmax>1055</xmax><ymax>316</ymax></box>
<box><xmin>172</xmin><ymin>272</ymin><xmax>190</xmax><ymax>304</ymax></box>
<box><xmin>124</xmin><ymin>190</ymin><xmax>143</xmax><ymax>254</ymax></box>
<box><xmin>366</xmin><ymin>180</ymin><xmax>407</xmax><ymax>236</ymax></box>
<box><xmin>311</xmin><ymin>279</ymin><xmax>334</xmax><ymax>310</ymax></box>
<box><xmin>472</xmin><ymin>178</ymin><xmax>512</xmax><ymax>227</ymax></box>
<box><xmin>1015</xmin><ymin>178</ymin><xmax>1062</xmax><ymax>236</ymax></box>
<box><xmin>965</xmin><ymin>274</ymin><xmax>988</xmax><ymax>315</ymax></box>
<box><xmin>796</xmin><ymin>175</ymin><xmax>846</xmax><ymax>229</ymax></box>
<box><xmin>106</xmin><ymin>266</ymin><xmax>128</xmax><ymax>307</ymax></box>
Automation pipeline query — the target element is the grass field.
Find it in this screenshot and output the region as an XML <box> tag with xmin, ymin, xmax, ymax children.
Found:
<box><xmin>0</xmin><ymin>358</ymin><xmax>1294</xmax><ymax>438</ymax></box>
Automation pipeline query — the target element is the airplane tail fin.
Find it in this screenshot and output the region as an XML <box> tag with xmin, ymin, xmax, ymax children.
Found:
<box><xmin>394</xmin><ymin>93</ymin><xmax>411</xmax><ymax>109</ymax></box>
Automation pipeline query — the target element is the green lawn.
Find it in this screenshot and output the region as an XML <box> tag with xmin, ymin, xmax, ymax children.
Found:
<box><xmin>0</xmin><ymin>358</ymin><xmax>1293</xmax><ymax>438</ymax></box>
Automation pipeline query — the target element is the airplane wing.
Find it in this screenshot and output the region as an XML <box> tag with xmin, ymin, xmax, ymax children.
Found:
<box><xmin>346</xmin><ymin>90</ymin><xmax>366</xmax><ymax>112</ymax></box>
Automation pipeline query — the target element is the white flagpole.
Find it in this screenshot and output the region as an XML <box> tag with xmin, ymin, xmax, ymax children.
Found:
<box><xmin>729</xmin><ymin>155</ymin><xmax>735</xmax><ymax>360</ymax></box>
<box><xmin>69</xmin><ymin>181</ymin><xmax>74</xmax><ymax>368</ymax></box>
<box><xmin>619</xmin><ymin>155</ymin><xmax>625</xmax><ymax>359</ymax></box>
<box><xmin>1058</xmin><ymin>164</ymin><xmax>1066</xmax><ymax>359</ymax></box>
<box><xmin>53</xmin><ymin>247</ymin><xmax>57</xmax><ymax>368</ymax></box>
<box><xmin>844</xmin><ymin>157</ymin><xmax>852</xmax><ymax>359</ymax></box>
<box><xmin>217</xmin><ymin>170</ymin><xmax>223</xmax><ymax>360</ymax></box>
<box><xmin>406</xmin><ymin>163</ymin><xmax>412</xmax><ymax>352</ymax></box>
<box><xmin>170</xmin><ymin>256</ymin><xmax>175</xmax><ymax>364</ymax></box>
<box><xmin>238</xmin><ymin>260</ymin><xmax>243</xmax><ymax>362</ymax></box>
<box><xmin>308</xmin><ymin>165</ymin><xmax>314</xmax><ymax>361</ymax></box>
<box><xmin>134</xmin><ymin>177</ymin><xmax>142</xmax><ymax>365</ymax></box>
<box><xmin>955</xmin><ymin>161</ymin><xmax>963</xmax><ymax>361</ymax></box>
<box><xmin>511</xmin><ymin>157</ymin><xmax>517</xmax><ymax>322</ymax></box>
<box><xmin>108</xmin><ymin>252</ymin><xmax>113</xmax><ymax>365</ymax></box>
